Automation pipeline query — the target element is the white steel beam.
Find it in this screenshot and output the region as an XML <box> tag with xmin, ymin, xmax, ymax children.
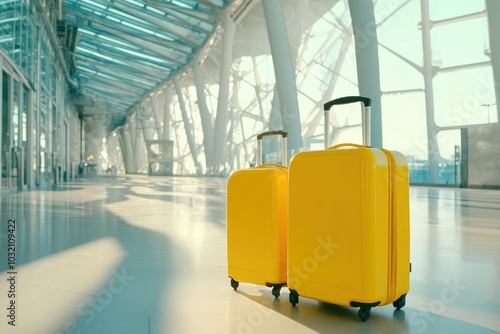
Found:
<box><xmin>213</xmin><ymin>13</ymin><xmax>235</xmax><ymax>173</ymax></box>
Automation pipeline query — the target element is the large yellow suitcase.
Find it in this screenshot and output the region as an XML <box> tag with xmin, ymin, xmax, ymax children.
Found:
<box><xmin>227</xmin><ymin>130</ymin><xmax>288</xmax><ymax>298</ymax></box>
<box><xmin>288</xmin><ymin>96</ymin><xmax>410</xmax><ymax>321</ymax></box>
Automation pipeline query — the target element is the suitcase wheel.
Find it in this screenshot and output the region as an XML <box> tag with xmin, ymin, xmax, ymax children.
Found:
<box><xmin>266</xmin><ymin>283</ymin><xmax>285</xmax><ymax>299</ymax></box>
<box><xmin>230</xmin><ymin>278</ymin><xmax>239</xmax><ymax>291</ymax></box>
<box><xmin>358</xmin><ymin>307</ymin><xmax>371</xmax><ymax>321</ymax></box>
<box><xmin>271</xmin><ymin>285</ymin><xmax>281</xmax><ymax>299</ymax></box>
<box><xmin>289</xmin><ymin>289</ymin><xmax>299</xmax><ymax>306</ymax></box>
<box><xmin>393</xmin><ymin>294</ymin><xmax>406</xmax><ymax>310</ymax></box>
<box><xmin>351</xmin><ymin>301</ymin><xmax>379</xmax><ymax>321</ymax></box>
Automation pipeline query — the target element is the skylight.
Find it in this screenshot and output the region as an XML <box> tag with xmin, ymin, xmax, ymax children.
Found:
<box><xmin>63</xmin><ymin>0</ymin><xmax>234</xmax><ymax>128</ymax></box>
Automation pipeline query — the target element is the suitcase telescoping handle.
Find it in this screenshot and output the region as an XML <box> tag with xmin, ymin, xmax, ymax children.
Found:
<box><xmin>256</xmin><ymin>130</ymin><xmax>288</xmax><ymax>167</ymax></box>
<box><xmin>323</xmin><ymin>96</ymin><xmax>372</xmax><ymax>148</ymax></box>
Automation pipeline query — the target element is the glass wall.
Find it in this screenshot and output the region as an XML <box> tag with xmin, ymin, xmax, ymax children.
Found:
<box><xmin>2</xmin><ymin>0</ymin><xmax>496</xmax><ymax>187</ymax></box>
<box><xmin>122</xmin><ymin>0</ymin><xmax>495</xmax><ymax>187</ymax></box>
<box><xmin>1</xmin><ymin>70</ymin><xmax>10</xmax><ymax>190</ymax></box>
<box><xmin>0</xmin><ymin>0</ymin><xmax>81</xmax><ymax>191</ymax></box>
<box><xmin>0</xmin><ymin>67</ymin><xmax>25</xmax><ymax>190</ymax></box>
<box><xmin>377</xmin><ymin>0</ymin><xmax>494</xmax><ymax>185</ymax></box>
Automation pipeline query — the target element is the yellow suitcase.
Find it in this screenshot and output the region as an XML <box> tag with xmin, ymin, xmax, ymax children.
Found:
<box><xmin>288</xmin><ymin>97</ymin><xmax>410</xmax><ymax>321</ymax></box>
<box><xmin>227</xmin><ymin>130</ymin><xmax>288</xmax><ymax>298</ymax></box>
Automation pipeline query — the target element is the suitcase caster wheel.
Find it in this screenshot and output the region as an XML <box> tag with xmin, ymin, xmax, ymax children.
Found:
<box><xmin>393</xmin><ymin>294</ymin><xmax>406</xmax><ymax>310</ymax></box>
<box><xmin>230</xmin><ymin>278</ymin><xmax>239</xmax><ymax>291</ymax></box>
<box><xmin>358</xmin><ymin>307</ymin><xmax>371</xmax><ymax>321</ymax></box>
<box><xmin>289</xmin><ymin>289</ymin><xmax>299</xmax><ymax>307</ymax></box>
<box><xmin>271</xmin><ymin>286</ymin><xmax>281</xmax><ymax>299</ymax></box>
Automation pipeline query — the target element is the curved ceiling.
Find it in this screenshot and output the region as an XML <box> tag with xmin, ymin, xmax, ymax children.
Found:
<box><xmin>61</xmin><ymin>0</ymin><xmax>235</xmax><ymax>131</ymax></box>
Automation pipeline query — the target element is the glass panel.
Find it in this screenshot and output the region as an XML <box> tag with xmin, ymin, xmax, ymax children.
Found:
<box><xmin>32</xmin><ymin>123</ymin><xmax>36</xmax><ymax>184</ymax></box>
<box><xmin>436</xmin><ymin>129</ymin><xmax>462</xmax><ymax>186</ymax></box>
<box><xmin>429</xmin><ymin>0</ymin><xmax>485</xmax><ymax>21</ymax></box>
<box><xmin>12</xmin><ymin>80</ymin><xmax>18</xmax><ymax>148</ymax></box>
<box><xmin>381</xmin><ymin>92</ymin><xmax>427</xmax><ymax>156</ymax></box>
<box><xmin>431</xmin><ymin>18</ymin><xmax>489</xmax><ymax>68</ymax></box>
<box><xmin>40</xmin><ymin>131</ymin><xmax>48</xmax><ymax>184</ymax></box>
<box><xmin>0</xmin><ymin>1</ymin><xmax>16</xmax><ymax>53</ymax></box>
<box><xmin>22</xmin><ymin>84</ymin><xmax>27</xmax><ymax>185</ymax></box>
<box><xmin>40</xmin><ymin>84</ymin><xmax>50</xmax><ymax>185</ymax></box>
<box><xmin>376</xmin><ymin>0</ymin><xmax>423</xmax><ymax>67</ymax></box>
<box><xmin>434</xmin><ymin>66</ymin><xmax>497</xmax><ymax>128</ymax></box>
<box><xmin>11</xmin><ymin>78</ymin><xmax>19</xmax><ymax>188</ymax></box>
<box><xmin>1</xmin><ymin>71</ymin><xmax>9</xmax><ymax>190</ymax></box>
<box><xmin>52</xmin><ymin>102</ymin><xmax>58</xmax><ymax>170</ymax></box>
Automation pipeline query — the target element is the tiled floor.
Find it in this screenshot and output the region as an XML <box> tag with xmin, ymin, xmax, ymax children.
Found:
<box><xmin>0</xmin><ymin>175</ymin><xmax>499</xmax><ymax>334</ymax></box>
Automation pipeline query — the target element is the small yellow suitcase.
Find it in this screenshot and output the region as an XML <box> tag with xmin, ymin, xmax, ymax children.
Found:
<box><xmin>288</xmin><ymin>96</ymin><xmax>410</xmax><ymax>321</ymax></box>
<box><xmin>227</xmin><ymin>130</ymin><xmax>288</xmax><ymax>298</ymax></box>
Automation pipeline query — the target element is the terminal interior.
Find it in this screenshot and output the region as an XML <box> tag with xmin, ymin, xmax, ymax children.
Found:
<box><xmin>1</xmin><ymin>0</ymin><xmax>500</xmax><ymax>333</ymax></box>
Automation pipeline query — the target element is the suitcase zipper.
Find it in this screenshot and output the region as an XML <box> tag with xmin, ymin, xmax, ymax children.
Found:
<box><xmin>380</xmin><ymin>148</ymin><xmax>398</xmax><ymax>305</ymax></box>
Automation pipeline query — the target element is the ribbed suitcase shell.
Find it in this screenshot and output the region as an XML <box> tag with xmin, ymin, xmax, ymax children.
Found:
<box><xmin>288</xmin><ymin>145</ymin><xmax>409</xmax><ymax>310</ymax></box>
<box><xmin>227</xmin><ymin>164</ymin><xmax>288</xmax><ymax>287</ymax></box>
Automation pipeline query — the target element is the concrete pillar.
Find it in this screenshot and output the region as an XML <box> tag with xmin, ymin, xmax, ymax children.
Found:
<box><xmin>262</xmin><ymin>0</ymin><xmax>303</xmax><ymax>152</ymax></box>
<box><xmin>348</xmin><ymin>0</ymin><xmax>383</xmax><ymax>148</ymax></box>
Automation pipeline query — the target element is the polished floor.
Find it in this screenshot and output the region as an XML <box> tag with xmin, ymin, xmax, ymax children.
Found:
<box><xmin>0</xmin><ymin>175</ymin><xmax>499</xmax><ymax>334</ymax></box>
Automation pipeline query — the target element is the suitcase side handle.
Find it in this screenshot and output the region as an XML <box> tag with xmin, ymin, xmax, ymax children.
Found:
<box><xmin>256</xmin><ymin>130</ymin><xmax>288</xmax><ymax>167</ymax></box>
<box><xmin>324</xmin><ymin>96</ymin><xmax>371</xmax><ymax>148</ymax></box>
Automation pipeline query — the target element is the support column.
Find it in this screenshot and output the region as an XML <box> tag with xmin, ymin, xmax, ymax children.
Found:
<box><xmin>0</xmin><ymin>55</ymin><xmax>3</xmax><ymax>189</ymax></box>
<box><xmin>174</xmin><ymin>78</ymin><xmax>202</xmax><ymax>174</ymax></box>
<box><xmin>348</xmin><ymin>0</ymin><xmax>383</xmax><ymax>148</ymax></box>
<box><xmin>119</xmin><ymin>125</ymin><xmax>135</xmax><ymax>173</ymax></box>
<box><xmin>134</xmin><ymin>118</ymin><xmax>146</xmax><ymax>173</ymax></box>
<box><xmin>140</xmin><ymin>115</ymin><xmax>154</xmax><ymax>142</ymax></box>
<box><xmin>267</xmin><ymin>0</ymin><xmax>306</xmax><ymax>140</ymax></box>
<box><xmin>106</xmin><ymin>133</ymin><xmax>120</xmax><ymax>173</ymax></box>
<box><xmin>266</xmin><ymin>86</ymin><xmax>282</xmax><ymax>157</ymax></box>
<box><xmin>420</xmin><ymin>0</ymin><xmax>440</xmax><ymax>184</ymax></box>
<box><xmin>162</xmin><ymin>87</ymin><xmax>173</xmax><ymax>140</ymax></box>
<box><xmin>36</xmin><ymin>26</ymin><xmax>42</xmax><ymax>186</ymax></box>
<box><xmin>289</xmin><ymin>0</ymin><xmax>308</xmax><ymax>61</ymax></box>
<box><xmin>150</xmin><ymin>97</ymin><xmax>163</xmax><ymax>139</ymax></box>
<box><xmin>140</xmin><ymin>113</ymin><xmax>154</xmax><ymax>174</ymax></box>
<box><xmin>84</xmin><ymin>118</ymin><xmax>106</xmax><ymax>174</ymax></box>
<box><xmin>193</xmin><ymin>63</ymin><xmax>215</xmax><ymax>173</ymax></box>
<box><xmin>262</xmin><ymin>0</ymin><xmax>303</xmax><ymax>152</ymax></box>
<box><xmin>252</xmin><ymin>56</ymin><xmax>265</xmax><ymax>120</ymax></box>
<box><xmin>26</xmin><ymin>89</ymin><xmax>34</xmax><ymax>187</ymax></box>
<box><xmin>17</xmin><ymin>81</ymin><xmax>24</xmax><ymax>188</ymax></box>
<box><xmin>213</xmin><ymin>13</ymin><xmax>236</xmax><ymax>173</ymax></box>
<box><xmin>486</xmin><ymin>0</ymin><xmax>500</xmax><ymax>119</ymax></box>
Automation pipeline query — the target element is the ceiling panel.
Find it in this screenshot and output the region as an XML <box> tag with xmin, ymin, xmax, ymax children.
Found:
<box><xmin>62</xmin><ymin>0</ymin><xmax>233</xmax><ymax>131</ymax></box>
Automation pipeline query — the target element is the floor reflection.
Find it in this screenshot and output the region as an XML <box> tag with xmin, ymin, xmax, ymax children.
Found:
<box><xmin>0</xmin><ymin>178</ymin><xmax>498</xmax><ymax>333</ymax></box>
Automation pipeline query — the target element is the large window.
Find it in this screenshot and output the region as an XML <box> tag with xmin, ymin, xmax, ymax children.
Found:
<box><xmin>128</xmin><ymin>0</ymin><xmax>495</xmax><ymax>186</ymax></box>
